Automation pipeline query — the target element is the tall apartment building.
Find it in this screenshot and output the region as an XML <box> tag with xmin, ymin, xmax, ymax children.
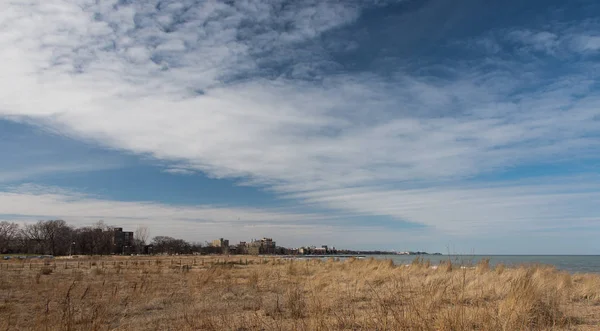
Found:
<box><xmin>113</xmin><ymin>227</ymin><xmax>134</xmax><ymax>254</ymax></box>
<box><xmin>211</xmin><ymin>238</ymin><xmax>229</xmax><ymax>247</ymax></box>
<box><xmin>211</xmin><ymin>238</ymin><xmax>230</xmax><ymax>254</ymax></box>
<box><xmin>247</xmin><ymin>238</ymin><xmax>277</xmax><ymax>255</ymax></box>
<box><xmin>260</xmin><ymin>238</ymin><xmax>276</xmax><ymax>254</ymax></box>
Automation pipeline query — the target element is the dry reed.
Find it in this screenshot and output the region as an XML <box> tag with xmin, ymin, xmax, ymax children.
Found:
<box><xmin>0</xmin><ymin>256</ymin><xmax>598</xmax><ymax>330</ymax></box>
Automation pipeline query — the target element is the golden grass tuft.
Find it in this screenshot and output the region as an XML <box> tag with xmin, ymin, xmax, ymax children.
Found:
<box><xmin>476</xmin><ymin>258</ymin><xmax>490</xmax><ymax>274</ymax></box>
<box><xmin>499</xmin><ymin>268</ymin><xmax>565</xmax><ymax>329</ymax></box>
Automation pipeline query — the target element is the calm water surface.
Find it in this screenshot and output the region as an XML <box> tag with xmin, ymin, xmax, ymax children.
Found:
<box><xmin>375</xmin><ymin>255</ymin><xmax>600</xmax><ymax>273</ymax></box>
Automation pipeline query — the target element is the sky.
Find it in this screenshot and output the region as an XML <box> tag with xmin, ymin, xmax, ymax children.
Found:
<box><xmin>1</xmin><ymin>0</ymin><xmax>599</xmax><ymax>254</ymax></box>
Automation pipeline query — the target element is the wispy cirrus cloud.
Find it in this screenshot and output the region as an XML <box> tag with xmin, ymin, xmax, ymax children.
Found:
<box><xmin>570</xmin><ymin>34</ymin><xmax>600</xmax><ymax>52</ymax></box>
<box><xmin>1</xmin><ymin>0</ymin><xmax>600</xmax><ymax>250</ymax></box>
<box><xmin>493</xmin><ymin>21</ymin><xmax>600</xmax><ymax>57</ymax></box>
<box><xmin>282</xmin><ymin>175</ymin><xmax>600</xmax><ymax>234</ymax></box>
<box><xmin>507</xmin><ymin>30</ymin><xmax>560</xmax><ymax>54</ymax></box>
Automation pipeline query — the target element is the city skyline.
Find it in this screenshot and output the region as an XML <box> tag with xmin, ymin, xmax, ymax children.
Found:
<box><xmin>1</xmin><ymin>0</ymin><xmax>600</xmax><ymax>254</ymax></box>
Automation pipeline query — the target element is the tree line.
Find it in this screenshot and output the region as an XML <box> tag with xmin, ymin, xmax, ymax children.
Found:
<box><xmin>0</xmin><ymin>220</ymin><xmax>203</xmax><ymax>256</ymax></box>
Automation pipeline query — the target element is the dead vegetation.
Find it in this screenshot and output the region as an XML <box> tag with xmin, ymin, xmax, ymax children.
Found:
<box><xmin>0</xmin><ymin>255</ymin><xmax>599</xmax><ymax>330</ymax></box>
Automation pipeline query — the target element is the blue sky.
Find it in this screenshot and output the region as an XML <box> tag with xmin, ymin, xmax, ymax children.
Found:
<box><xmin>1</xmin><ymin>0</ymin><xmax>600</xmax><ymax>254</ymax></box>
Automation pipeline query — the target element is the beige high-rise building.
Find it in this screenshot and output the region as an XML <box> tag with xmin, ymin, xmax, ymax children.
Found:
<box><xmin>211</xmin><ymin>238</ymin><xmax>229</xmax><ymax>247</ymax></box>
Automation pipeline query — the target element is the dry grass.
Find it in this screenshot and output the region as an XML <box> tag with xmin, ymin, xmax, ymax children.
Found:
<box><xmin>0</xmin><ymin>256</ymin><xmax>599</xmax><ymax>330</ymax></box>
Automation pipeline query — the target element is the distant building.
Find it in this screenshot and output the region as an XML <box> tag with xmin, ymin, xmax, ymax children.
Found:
<box><xmin>211</xmin><ymin>238</ymin><xmax>230</xmax><ymax>254</ymax></box>
<box><xmin>237</xmin><ymin>241</ymin><xmax>248</xmax><ymax>255</ymax></box>
<box><xmin>260</xmin><ymin>238</ymin><xmax>276</xmax><ymax>254</ymax></box>
<box><xmin>244</xmin><ymin>238</ymin><xmax>276</xmax><ymax>255</ymax></box>
<box><xmin>211</xmin><ymin>238</ymin><xmax>229</xmax><ymax>248</ymax></box>
<box><xmin>248</xmin><ymin>243</ymin><xmax>260</xmax><ymax>255</ymax></box>
<box><xmin>143</xmin><ymin>244</ymin><xmax>154</xmax><ymax>255</ymax></box>
<box><xmin>113</xmin><ymin>228</ymin><xmax>134</xmax><ymax>254</ymax></box>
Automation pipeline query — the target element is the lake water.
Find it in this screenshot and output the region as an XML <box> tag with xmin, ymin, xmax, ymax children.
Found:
<box><xmin>373</xmin><ymin>255</ymin><xmax>600</xmax><ymax>273</ymax></box>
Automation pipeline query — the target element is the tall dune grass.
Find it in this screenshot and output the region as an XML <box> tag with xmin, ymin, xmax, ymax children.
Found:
<box><xmin>0</xmin><ymin>256</ymin><xmax>598</xmax><ymax>330</ymax></box>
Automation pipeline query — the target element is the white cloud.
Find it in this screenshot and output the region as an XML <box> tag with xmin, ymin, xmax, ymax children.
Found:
<box><xmin>283</xmin><ymin>175</ymin><xmax>600</xmax><ymax>234</ymax></box>
<box><xmin>1</xmin><ymin>0</ymin><xmax>600</xmax><ymax>247</ymax></box>
<box><xmin>571</xmin><ymin>35</ymin><xmax>600</xmax><ymax>52</ymax></box>
<box><xmin>503</xmin><ymin>26</ymin><xmax>600</xmax><ymax>56</ymax></box>
<box><xmin>507</xmin><ymin>30</ymin><xmax>559</xmax><ymax>54</ymax></box>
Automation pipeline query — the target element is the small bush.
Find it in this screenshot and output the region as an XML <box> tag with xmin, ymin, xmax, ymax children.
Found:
<box><xmin>40</xmin><ymin>267</ymin><xmax>53</xmax><ymax>275</ymax></box>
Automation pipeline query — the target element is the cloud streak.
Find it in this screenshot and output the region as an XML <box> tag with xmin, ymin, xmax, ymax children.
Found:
<box><xmin>284</xmin><ymin>175</ymin><xmax>600</xmax><ymax>234</ymax></box>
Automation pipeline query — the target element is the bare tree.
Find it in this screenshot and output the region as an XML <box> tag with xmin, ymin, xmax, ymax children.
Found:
<box><xmin>134</xmin><ymin>226</ymin><xmax>150</xmax><ymax>245</ymax></box>
<box><xmin>74</xmin><ymin>227</ymin><xmax>94</xmax><ymax>255</ymax></box>
<box><xmin>42</xmin><ymin>220</ymin><xmax>73</xmax><ymax>256</ymax></box>
<box><xmin>91</xmin><ymin>221</ymin><xmax>114</xmax><ymax>255</ymax></box>
<box><xmin>151</xmin><ymin>236</ymin><xmax>191</xmax><ymax>255</ymax></box>
<box><xmin>22</xmin><ymin>220</ymin><xmax>73</xmax><ymax>255</ymax></box>
<box><xmin>69</xmin><ymin>221</ymin><xmax>114</xmax><ymax>255</ymax></box>
<box><xmin>22</xmin><ymin>221</ymin><xmax>46</xmax><ymax>254</ymax></box>
<box><xmin>0</xmin><ymin>221</ymin><xmax>19</xmax><ymax>253</ymax></box>
<box><xmin>134</xmin><ymin>225</ymin><xmax>150</xmax><ymax>253</ymax></box>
